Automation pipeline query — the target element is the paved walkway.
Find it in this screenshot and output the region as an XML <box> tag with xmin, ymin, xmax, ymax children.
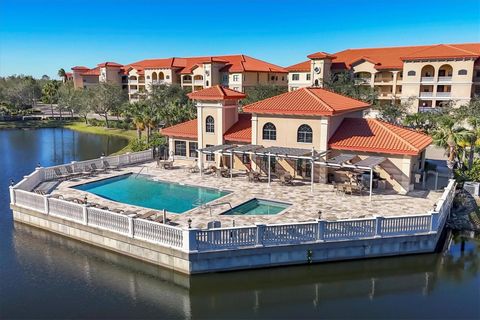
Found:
<box><xmin>53</xmin><ymin>161</ymin><xmax>442</xmax><ymax>229</ymax></box>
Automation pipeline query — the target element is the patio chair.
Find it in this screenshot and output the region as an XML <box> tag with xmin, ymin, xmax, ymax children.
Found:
<box><xmin>344</xmin><ymin>184</ymin><xmax>353</xmax><ymax>195</ymax></box>
<box><xmin>103</xmin><ymin>160</ymin><xmax>120</xmax><ymax>171</ymax></box>
<box><xmin>65</xmin><ymin>165</ymin><xmax>82</xmax><ymax>179</ymax></box>
<box><xmin>188</xmin><ymin>164</ymin><xmax>199</xmax><ymax>173</ymax></box>
<box><xmin>53</xmin><ymin>167</ymin><xmax>69</xmax><ymax>181</ymax></box>
<box><xmin>90</xmin><ymin>163</ymin><xmax>106</xmax><ymax>174</ymax></box>
<box><xmin>280</xmin><ymin>173</ymin><xmax>293</xmax><ymax>185</ymax></box>
<box><xmin>81</xmin><ymin>165</ymin><xmax>95</xmax><ymax>176</ymax></box>
<box><xmin>336</xmin><ymin>184</ymin><xmax>345</xmax><ymax>195</ymax></box>
<box><xmin>203</xmin><ymin>165</ymin><xmax>216</xmax><ymax>175</ymax></box>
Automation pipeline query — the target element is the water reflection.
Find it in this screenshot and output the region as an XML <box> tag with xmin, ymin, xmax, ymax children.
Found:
<box><xmin>10</xmin><ymin>222</ymin><xmax>480</xmax><ymax>319</ymax></box>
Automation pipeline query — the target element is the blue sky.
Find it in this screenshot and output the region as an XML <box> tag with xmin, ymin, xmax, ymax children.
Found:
<box><xmin>0</xmin><ymin>0</ymin><xmax>479</xmax><ymax>79</ymax></box>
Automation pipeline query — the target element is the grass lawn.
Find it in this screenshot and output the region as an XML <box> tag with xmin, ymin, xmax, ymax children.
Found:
<box><xmin>0</xmin><ymin>119</ymin><xmax>74</xmax><ymax>129</ymax></box>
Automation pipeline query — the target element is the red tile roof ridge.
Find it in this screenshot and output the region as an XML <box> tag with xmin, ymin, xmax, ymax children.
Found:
<box><xmin>402</xmin><ymin>43</ymin><xmax>479</xmax><ymax>59</ymax></box>
<box><xmin>303</xmin><ymin>87</ymin><xmax>334</xmax><ymax>112</ymax></box>
<box><xmin>373</xmin><ymin>119</ymin><xmax>418</xmax><ymax>151</ymax></box>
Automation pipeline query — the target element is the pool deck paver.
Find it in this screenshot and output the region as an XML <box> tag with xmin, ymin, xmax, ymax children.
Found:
<box><xmin>53</xmin><ymin>161</ymin><xmax>441</xmax><ymax>229</ymax></box>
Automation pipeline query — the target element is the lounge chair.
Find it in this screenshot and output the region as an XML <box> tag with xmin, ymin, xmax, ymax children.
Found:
<box><xmin>103</xmin><ymin>160</ymin><xmax>119</xmax><ymax>171</ymax></box>
<box><xmin>81</xmin><ymin>165</ymin><xmax>95</xmax><ymax>176</ymax></box>
<box><xmin>65</xmin><ymin>165</ymin><xmax>82</xmax><ymax>179</ymax></box>
<box><xmin>53</xmin><ymin>167</ymin><xmax>69</xmax><ymax>181</ymax></box>
<box><xmin>280</xmin><ymin>173</ymin><xmax>293</xmax><ymax>185</ymax></box>
<box><xmin>90</xmin><ymin>163</ymin><xmax>106</xmax><ymax>174</ymax></box>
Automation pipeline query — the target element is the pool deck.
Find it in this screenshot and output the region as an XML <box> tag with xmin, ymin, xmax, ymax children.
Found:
<box><xmin>51</xmin><ymin>161</ymin><xmax>441</xmax><ymax>229</ymax></box>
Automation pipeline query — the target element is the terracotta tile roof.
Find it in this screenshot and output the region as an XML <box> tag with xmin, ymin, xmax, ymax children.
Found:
<box><xmin>243</xmin><ymin>87</ymin><xmax>370</xmax><ymax>116</ymax></box>
<box><xmin>161</xmin><ymin>114</ymin><xmax>252</xmax><ymax>143</ymax></box>
<box><xmin>291</xmin><ymin>43</ymin><xmax>480</xmax><ymax>71</ymax></box>
<box><xmin>160</xmin><ymin>119</ymin><xmax>197</xmax><ymax>139</ymax></box>
<box><xmin>187</xmin><ymin>85</ymin><xmax>246</xmax><ymax>100</ymax></box>
<box><xmin>307</xmin><ymin>52</ymin><xmax>336</xmax><ymax>60</ymax></box>
<box><xmin>80</xmin><ymin>67</ymin><xmax>100</xmax><ymax>76</ymax></box>
<box><xmin>97</xmin><ymin>61</ymin><xmax>123</xmax><ymax>67</ymax></box>
<box><xmin>71</xmin><ymin>66</ymin><xmax>89</xmax><ymax>71</ymax></box>
<box><xmin>328</xmin><ymin>118</ymin><xmax>432</xmax><ymax>156</ymax></box>
<box><xmin>286</xmin><ymin>60</ymin><xmax>310</xmax><ymax>72</ymax></box>
<box><xmin>224</xmin><ymin>114</ymin><xmax>252</xmax><ymax>143</ymax></box>
<box><xmin>401</xmin><ymin>44</ymin><xmax>480</xmax><ymax>60</ymax></box>
<box><xmin>126</xmin><ymin>55</ymin><xmax>288</xmax><ymax>75</ymax></box>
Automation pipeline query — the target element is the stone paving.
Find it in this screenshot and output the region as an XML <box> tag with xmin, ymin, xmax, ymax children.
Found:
<box><xmin>53</xmin><ymin>161</ymin><xmax>442</xmax><ymax>229</ymax></box>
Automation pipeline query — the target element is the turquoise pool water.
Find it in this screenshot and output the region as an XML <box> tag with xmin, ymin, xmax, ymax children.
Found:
<box><xmin>73</xmin><ymin>174</ymin><xmax>229</xmax><ymax>213</ymax></box>
<box><xmin>222</xmin><ymin>198</ymin><xmax>290</xmax><ymax>215</ymax></box>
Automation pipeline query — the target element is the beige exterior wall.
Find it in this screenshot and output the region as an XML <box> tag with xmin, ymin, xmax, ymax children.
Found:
<box><xmin>288</xmin><ymin>72</ymin><xmax>310</xmax><ymax>91</ymax></box>
<box><xmin>144</xmin><ymin>68</ymin><xmax>175</xmax><ymax>91</ymax></box>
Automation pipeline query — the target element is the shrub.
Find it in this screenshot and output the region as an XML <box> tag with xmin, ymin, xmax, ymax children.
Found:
<box><xmin>455</xmin><ymin>159</ymin><xmax>480</xmax><ymax>182</ymax></box>
<box><xmin>130</xmin><ymin>138</ymin><xmax>149</xmax><ymax>152</ymax></box>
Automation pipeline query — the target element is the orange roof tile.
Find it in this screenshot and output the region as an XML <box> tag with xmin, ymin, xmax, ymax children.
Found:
<box><xmin>71</xmin><ymin>66</ymin><xmax>89</xmax><ymax>71</ymax></box>
<box><xmin>160</xmin><ymin>119</ymin><xmax>198</xmax><ymax>139</ymax></box>
<box><xmin>80</xmin><ymin>67</ymin><xmax>100</xmax><ymax>76</ymax></box>
<box><xmin>401</xmin><ymin>44</ymin><xmax>480</xmax><ymax>60</ymax></box>
<box><xmin>328</xmin><ymin>118</ymin><xmax>432</xmax><ymax>156</ymax></box>
<box><xmin>224</xmin><ymin>114</ymin><xmax>252</xmax><ymax>143</ymax></box>
<box><xmin>97</xmin><ymin>61</ymin><xmax>123</xmax><ymax>67</ymax></box>
<box><xmin>187</xmin><ymin>85</ymin><xmax>246</xmax><ymax>100</ymax></box>
<box><xmin>294</xmin><ymin>43</ymin><xmax>480</xmax><ymax>71</ymax></box>
<box><xmin>243</xmin><ymin>87</ymin><xmax>370</xmax><ymax>116</ymax></box>
<box><xmin>286</xmin><ymin>60</ymin><xmax>310</xmax><ymax>72</ymax></box>
<box><xmin>307</xmin><ymin>52</ymin><xmax>336</xmax><ymax>60</ymax></box>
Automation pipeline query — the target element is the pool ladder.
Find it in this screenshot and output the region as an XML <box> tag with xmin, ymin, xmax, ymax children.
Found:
<box><xmin>196</xmin><ymin>201</ymin><xmax>233</xmax><ymax>216</ymax></box>
<box><xmin>135</xmin><ymin>166</ymin><xmax>146</xmax><ymax>178</ymax></box>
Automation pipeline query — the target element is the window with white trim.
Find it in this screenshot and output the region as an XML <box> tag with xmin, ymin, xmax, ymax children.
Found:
<box><xmin>206</xmin><ymin>116</ymin><xmax>214</xmax><ymax>133</ymax></box>
<box><xmin>262</xmin><ymin>122</ymin><xmax>276</xmax><ymax>140</ymax></box>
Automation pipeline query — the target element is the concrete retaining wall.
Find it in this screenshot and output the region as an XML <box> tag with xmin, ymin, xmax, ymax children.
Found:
<box><xmin>12</xmin><ymin>203</ymin><xmax>444</xmax><ymax>274</ymax></box>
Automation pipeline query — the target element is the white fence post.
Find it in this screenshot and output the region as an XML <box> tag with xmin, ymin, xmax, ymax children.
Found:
<box><xmin>375</xmin><ymin>216</ymin><xmax>384</xmax><ymax>237</ymax></box>
<box><xmin>43</xmin><ymin>195</ymin><xmax>50</xmax><ymax>214</ymax></box>
<box><xmin>255</xmin><ymin>223</ymin><xmax>266</xmax><ymax>246</ymax></box>
<box><xmin>82</xmin><ymin>204</ymin><xmax>88</xmax><ymax>225</ymax></box>
<box><xmin>9</xmin><ymin>186</ymin><xmax>15</xmax><ymax>205</ymax></box>
<box><xmin>127</xmin><ymin>152</ymin><xmax>131</xmax><ymax>164</ymax></box>
<box><xmin>128</xmin><ymin>214</ymin><xmax>135</xmax><ymax>238</ymax></box>
<box><xmin>430</xmin><ymin>211</ymin><xmax>439</xmax><ymax>232</ymax></box>
<box><xmin>317</xmin><ymin>219</ymin><xmax>325</xmax><ymax>241</ymax></box>
<box><xmin>182</xmin><ymin>228</ymin><xmax>198</xmax><ymax>252</ymax></box>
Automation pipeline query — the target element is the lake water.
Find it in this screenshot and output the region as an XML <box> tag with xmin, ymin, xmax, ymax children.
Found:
<box><xmin>0</xmin><ymin>128</ymin><xmax>479</xmax><ymax>319</ymax></box>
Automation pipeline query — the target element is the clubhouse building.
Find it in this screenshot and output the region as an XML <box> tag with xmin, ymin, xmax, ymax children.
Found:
<box><xmin>161</xmin><ymin>85</ymin><xmax>432</xmax><ymax>194</ymax></box>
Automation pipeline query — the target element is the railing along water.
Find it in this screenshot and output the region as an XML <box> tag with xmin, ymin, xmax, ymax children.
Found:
<box><xmin>134</xmin><ymin>218</ymin><xmax>183</xmax><ymax>248</ymax></box>
<box><xmin>48</xmin><ymin>197</ymin><xmax>84</xmax><ymax>223</ymax></box>
<box><xmin>9</xmin><ymin>149</ymin><xmax>456</xmax><ymax>253</ymax></box>
<box><xmin>87</xmin><ymin>207</ymin><xmax>130</xmax><ymax>235</ymax></box>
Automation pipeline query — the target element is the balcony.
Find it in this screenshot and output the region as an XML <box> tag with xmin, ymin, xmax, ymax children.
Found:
<box><xmin>419</xmin><ymin>92</ymin><xmax>433</xmax><ymax>98</ymax></box>
<box><xmin>419</xmin><ymin>107</ymin><xmax>443</xmax><ymax>113</ymax></box>
<box><xmin>152</xmin><ymin>80</ymin><xmax>167</xmax><ymax>85</ymax></box>
<box><xmin>129</xmin><ymin>80</ymin><xmax>138</xmax><ymax>85</ymax></box>
<box><xmin>374</xmin><ymin>77</ymin><xmax>393</xmax><ymax>83</ymax></box>
<box><xmin>438</xmin><ymin>76</ymin><xmax>452</xmax><ymax>82</ymax></box>
<box><xmin>194</xmin><ymin>79</ymin><xmax>204</xmax><ymax>85</ymax></box>
<box><xmin>182</xmin><ymin>79</ymin><xmax>192</xmax><ymax>84</ymax></box>
<box><xmin>436</xmin><ymin>92</ymin><xmax>451</xmax><ymax>98</ymax></box>
<box><xmin>354</xmin><ymin>78</ymin><xmax>371</xmax><ymax>85</ymax></box>
<box><xmin>129</xmin><ymin>89</ymin><xmax>138</xmax><ymax>94</ymax></box>
<box><xmin>378</xmin><ymin>93</ymin><xmax>395</xmax><ymax>99</ymax></box>
<box><xmin>420</xmin><ymin>77</ymin><xmax>435</xmax><ymax>83</ymax></box>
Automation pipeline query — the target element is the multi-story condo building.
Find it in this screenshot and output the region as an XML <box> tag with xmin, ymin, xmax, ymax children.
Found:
<box><xmin>71</xmin><ymin>55</ymin><xmax>288</xmax><ymax>100</ymax></box>
<box><xmin>286</xmin><ymin>43</ymin><xmax>480</xmax><ymax>112</ymax></box>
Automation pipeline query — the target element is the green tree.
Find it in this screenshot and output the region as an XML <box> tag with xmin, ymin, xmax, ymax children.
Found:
<box><xmin>323</xmin><ymin>71</ymin><xmax>378</xmax><ymax>105</ymax></box>
<box><xmin>90</xmin><ymin>83</ymin><xmax>127</xmax><ymax>128</ymax></box>
<box><xmin>41</xmin><ymin>80</ymin><xmax>60</xmax><ymax>117</ymax></box>
<box><xmin>123</xmin><ymin>101</ymin><xmax>147</xmax><ymax>139</ymax></box>
<box><xmin>454</xmin><ymin>98</ymin><xmax>480</xmax><ymax>169</ymax></box>
<box><xmin>57</xmin><ymin>82</ymin><xmax>80</xmax><ymax>120</ymax></box>
<box><xmin>73</xmin><ymin>89</ymin><xmax>92</xmax><ymax>124</ymax></box>
<box><xmin>58</xmin><ymin>68</ymin><xmax>67</xmax><ymax>82</ymax></box>
<box><xmin>243</xmin><ymin>84</ymin><xmax>287</xmax><ymax>105</ymax></box>
<box><xmin>431</xmin><ymin>116</ymin><xmax>472</xmax><ymax>168</ymax></box>
<box><xmin>148</xmin><ymin>83</ymin><xmax>195</xmax><ymax>127</ymax></box>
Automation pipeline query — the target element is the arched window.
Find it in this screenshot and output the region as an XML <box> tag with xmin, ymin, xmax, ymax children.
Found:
<box><xmin>152</xmin><ymin>72</ymin><xmax>157</xmax><ymax>81</ymax></box>
<box><xmin>262</xmin><ymin>122</ymin><xmax>276</xmax><ymax>140</ymax></box>
<box><xmin>297</xmin><ymin>124</ymin><xmax>313</xmax><ymax>143</ymax></box>
<box><xmin>407</xmin><ymin>71</ymin><xmax>416</xmax><ymax>76</ymax></box>
<box><xmin>458</xmin><ymin>69</ymin><xmax>468</xmax><ymax>75</ymax></box>
<box><xmin>206</xmin><ymin>116</ymin><xmax>214</xmax><ymax>133</ymax></box>
<box><xmin>158</xmin><ymin>72</ymin><xmax>165</xmax><ymax>80</ymax></box>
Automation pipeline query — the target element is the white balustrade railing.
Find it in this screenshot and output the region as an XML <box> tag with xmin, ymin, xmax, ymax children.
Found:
<box><xmin>13</xmin><ymin>189</ymin><xmax>45</xmax><ymax>211</ymax></box>
<box><xmin>10</xmin><ymin>150</ymin><xmax>456</xmax><ymax>253</ymax></box>
<box><xmin>262</xmin><ymin>222</ymin><xmax>317</xmax><ymax>244</ymax></box>
<box><xmin>196</xmin><ymin>226</ymin><xmax>258</xmax><ymax>250</ymax></box>
<box><xmin>134</xmin><ymin>218</ymin><xmax>183</xmax><ymax>248</ymax></box>
<box><xmin>380</xmin><ymin>215</ymin><xmax>432</xmax><ymax>236</ymax></box>
<box><xmin>323</xmin><ymin>218</ymin><xmax>376</xmax><ymax>240</ymax></box>
<box><xmin>87</xmin><ymin>207</ymin><xmax>130</xmax><ymax>235</ymax></box>
<box><xmin>48</xmin><ymin>197</ymin><xmax>84</xmax><ymax>223</ymax></box>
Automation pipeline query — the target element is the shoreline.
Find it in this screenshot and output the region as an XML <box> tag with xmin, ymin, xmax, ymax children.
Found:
<box><xmin>0</xmin><ymin>120</ymin><xmax>138</xmax><ymax>154</ymax></box>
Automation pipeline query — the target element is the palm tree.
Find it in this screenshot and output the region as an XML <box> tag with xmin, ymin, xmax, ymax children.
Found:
<box><xmin>123</xmin><ymin>101</ymin><xmax>146</xmax><ymax>139</ymax></box>
<box><xmin>58</xmin><ymin>68</ymin><xmax>67</xmax><ymax>82</ymax></box>
<box><xmin>41</xmin><ymin>81</ymin><xmax>59</xmax><ymax>117</ymax></box>
<box><xmin>432</xmin><ymin>116</ymin><xmax>472</xmax><ymax>170</ymax></box>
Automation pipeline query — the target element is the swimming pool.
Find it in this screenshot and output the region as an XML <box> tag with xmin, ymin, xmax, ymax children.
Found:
<box><xmin>222</xmin><ymin>198</ymin><xmax>290</xmax><ymax>215</ymax></box>
<box><xmin>73</xmin><ymin>174</ymin><xmax>230</xmax><ymax>213</ymax></box>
